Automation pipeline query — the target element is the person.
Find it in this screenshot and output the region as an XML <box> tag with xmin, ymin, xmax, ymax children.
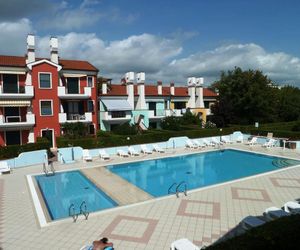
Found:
<box><xmin>92</xmin><ymin>237</ymin><xmax>114</xmax><ymax>250</ymax></box>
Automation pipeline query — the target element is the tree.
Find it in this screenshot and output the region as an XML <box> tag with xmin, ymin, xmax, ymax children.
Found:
<box><xmin>277</xmin><ymin>86</ymin><xmax>300</xmax><ymax>121</ymax></box>
<box><xmin>62</xmin><ymin>122</ymin><xmax>89</xmax><ymax>139</ymax></box>
<box><xmin>211</xmin><ymin>67</ymin><xmax>278</xmax><ymax>126</ymax></box>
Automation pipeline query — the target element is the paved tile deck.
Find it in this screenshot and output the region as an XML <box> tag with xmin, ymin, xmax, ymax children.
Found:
<box><xmin>1</xmin><ymin>144</ymin><xmax>300</xmax><ymax>249</ymax></box>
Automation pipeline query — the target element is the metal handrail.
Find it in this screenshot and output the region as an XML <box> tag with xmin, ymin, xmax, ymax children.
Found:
<box><xmin>176</xmin><ymin>181</ymin><xmax>187</xmax><ymax>198</ymax></box>
<box><xmin>168</xmin><ymin>182</ymin><xmax>177</xmax><ymax>194</ymax></box>
<box><xmin>69</xmin><ymin>204</ymin><xmax>78</xmax><ymax>222</ymax></box>
<box><xmin>80</xmin><ymin>201</ymin><xmax>89</xmax><ymax>220</ymax></box>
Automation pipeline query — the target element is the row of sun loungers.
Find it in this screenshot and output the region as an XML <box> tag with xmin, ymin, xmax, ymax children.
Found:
<box><xmin>241</xmin><ymin>200</ymin><xmax>300</xmax><ymax>230</ymax></box>
<box><xmin>83</xmin><ymin>144</ymin><xmax>165</xmax><ymax>161</ymax></box>
<box><xmin>185</xmin><ymin>137</ymin><xmax>235</xmax><ymax>149</ymax></box>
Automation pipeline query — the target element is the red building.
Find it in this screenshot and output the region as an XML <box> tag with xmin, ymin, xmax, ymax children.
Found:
<box><xmin>0</xmin><ymin>35</ymin><xmax>98</xmax><ymax>147</ymax></box>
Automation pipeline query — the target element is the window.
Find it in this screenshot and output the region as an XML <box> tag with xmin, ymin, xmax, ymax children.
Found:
<box><xmin>40</xmin><ymin>101</ymin><xmax>53</xmax><ymax>116</ymax></box>
<box><xmin>87</xmin><ymin>76</ymin><xmax>93</xmax><ymax>87</ymax></box>
<box><xmin>87</xmin><ymin>100</ymin><xmax>94</xmax><ymax>112</ymax></box>
<box><xmin>3</xmin><ymin>74</ymin><xmax>18</xmax><ymax>93</ymax></box>
<box><xmin>67</xmin><ymin>77</ymin><xmax>79</xmax><ymax>94</ymax></box>
<box><xmin>39</xmin><ymin>73</ymin><xmax>51</xmax><ymax>88</ymax></box>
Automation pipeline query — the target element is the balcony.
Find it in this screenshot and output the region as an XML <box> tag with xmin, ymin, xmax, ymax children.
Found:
<box><xmin>59</xmin><ymin>112</ymin><xmax>92</xmax><ymax>123</ymax></box>
<box><xmin>100</xmin><ymin>111</ymin><xmax>132</xmax><ymax>123</ymax></box>
<box><xmin>165</xmin><ymin>109</ymin><xmax>183</xmax><ymax>117</ymax></box>
<box><xmin>149</xmin><ymin>109</ymin><xmax>166</xmax><ymax>120</ymax></box>
<box><xmin>0</xmin><ymin>113</ymin><xmax>35</xmax><ymax>130</ymax></box>
<box><xmin>0</xmin><ymin>85</ymin><xmax>34</xmax><ymax>99</ymax></box>
<box><xmin>57</xmin><ymin>86</ymin><xmax>91</xmax><ymax>99</ymax></box>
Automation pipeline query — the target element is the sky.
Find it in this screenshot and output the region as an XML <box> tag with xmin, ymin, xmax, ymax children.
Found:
<box><xmin>1</xmin><ymin>0</ymin><xmax>300</xmax><ymax>86</ymax></box>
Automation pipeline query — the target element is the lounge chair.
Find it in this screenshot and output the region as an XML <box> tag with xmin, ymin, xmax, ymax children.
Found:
<box><xmin>211</xmin><ymin>137</ymin><xmax>222</xmax><ymax>146</ymax></box>
<box><xmin>241</xmin><ymin>215</ymin><xmax>266</xmax><ymax>230</ymax></box>
<box><xmin>141</xmin><ymin>145</ymin><xmax>152</xmax><ymax>154</ymax></box>
<box><xmin>262</xmin><ymin>138</ymin><xmax>277</xmax><ymax>148</ymax></box>
<box><xmin>245</xmin><ymin>137</ymin><xmax>258</xmax><ymax>146</ymax></box>
<box><xmin>117</xmin><ymin>149</ymin><xmax>129</xmax><ymax>157</ymax></box>
<box><xmin>80</xmin><ymin>246</ymin><xmax>113</xmax><ymax>250</ymax></box>
<box><xmin>203</xmin><ymin>139</ymin><xmax>214</xmax><ymax>147</ymax></box>
<box><xmin>0</xmin><ymin>161</ymin><xmax>11</xmax><ymax>174</ymax></box>
<box><xmin>170</xmin><ymin>238</ymin><xmax>201</xmax><ymax>250</ymax></box>
<box><xmin>99</xmin><ymin>149</ymin><xmax>110</xmax><ymax>160</ymax></box>
<box><xmin>263</xmin><ymin>207</ymin><xmax>289</xmax><ymax>221</ymax></box>
<box><xmin>186</xmin><ymin>139</ymin><xmax>198</xmax><ymax>149</ymax></box>
<box><xmin>193</xmin><ymin>140</ymin><xmax>206</xmax><ymax>148</ymax></box>
<box><xmin>82</xmin><ymin>149</ymin><xmax>92</xmax><ymax>161</ymax></box>
<box><xmin>128</xmin><ymin>146</ymin><xmax>139</xmax><ymax>156</ymax></box>
<box><xmin>221</xmin><ymin>136</ymin><xmax>233</xmax><ymax>144</ymax></box>
<box><xmin>152</xmin><ymin>144</ymin><xmax>165</xmax><ymax>153</ymax></box>
<box><xmin>283</xmin><ymin>201</ymin><xmax>300</xmax><ymax>214</ymax></box>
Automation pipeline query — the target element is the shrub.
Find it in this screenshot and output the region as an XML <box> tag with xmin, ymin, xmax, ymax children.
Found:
<box><xmin>161</xmin><ymin>116</ymin><xmax>182</xmax><ymax>130</ymax></box>
<box><xmin>111</xmin><ymin>122</ymin><xmax>138</xmax><ymax>135</ymax></box>
<box><xmin>291</xmin><ymin>121</ymin><xmax>300</xmax><ymax>132</ymax></box>
<box><xmin>61</xmin><ymin>122</ymin><xmax>89</xmax><ymax>139</ymax></box>
<box><xmin>181</xmin><ymin>111</ymin><xmax>202</xmax><ymax>125</ymax></box>
<box><xmin>0</xmin><ymin>137</ymin><xmax>50</xmax><ymax>160</ymax></box>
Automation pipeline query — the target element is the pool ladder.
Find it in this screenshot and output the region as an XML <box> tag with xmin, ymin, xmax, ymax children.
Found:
<box><xmin>43</xmin><ymin>161</ymin><xmax>55</xmax><ymax>176</ymax></box>
<box><xmin>69</xmin><ymin>201</ymin><xmax>90</xmax><ymax>222</ymax></box>
<box><xmin>168</xmin><ymin>181</ymin><xmax>187</xmax><ymax>198</ymax></box>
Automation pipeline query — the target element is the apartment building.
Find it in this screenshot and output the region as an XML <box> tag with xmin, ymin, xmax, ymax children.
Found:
<box><xmin>99</xmin><ymin>72</ymin><xmax>217</xmax><ymax>131</ymax></box>
<box><xmin>0</xmin><ymin>35</ymin><xmax>98</xmax><ymax>147</ymax></box>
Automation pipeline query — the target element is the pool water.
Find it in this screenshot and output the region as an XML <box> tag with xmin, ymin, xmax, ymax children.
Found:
<box><xmin>108</xmin><ymin>149</ymin><xmax>300</xmax><ymax>197</ymax></box>
<box><xmin>36</xmin><ymin>171</ymin><xmax>117</xmax><ymax>220</ymax></box>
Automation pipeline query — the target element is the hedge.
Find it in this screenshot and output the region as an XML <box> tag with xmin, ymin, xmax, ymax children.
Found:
<box><xmin>207</xmin><ymin>214</ymin><xmax>300</xmax><ymax>250</ymax></box>
<box><xmin>0</xmin><ymin>137</ymin><xmax>51</xmax><ymax>160</ymax></box>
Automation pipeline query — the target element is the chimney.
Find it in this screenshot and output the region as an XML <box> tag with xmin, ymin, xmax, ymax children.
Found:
<box><xmin>102</xmin><ymin>82</ymin><xmax>107</xmax><ymax>94</ymax></box>
<box><xmin>136</xmin><ymin>72</ymin><xmax>146</xmax><ymax>109</ymax></box>
<box><xmin>170</xmin><ymin>82</ymin><xmax>175</xmax><ymax>96</ymax></box>
<box><xmin>26</xmin><ymin>34</ymin><xmax>35</xmax><ymax>64</ymax></box>
<box><xmin>124</xmin><ymin>72</ymin><xmax>135</xmax><ymax>109</ymax></box>
<box><xmin>50</xmin><ymin>37</ymin><xmax>59</xmax><ymax>64</ymax></box>
<box><xmin>157</xmin><ymin>81</ymin><xmax>162</xmax><ymax>95</ymax></box>
<box><xmin>195</xmin><ymin>77</ymin><xmax>204</xmax><ymax>108</ymax></box>
<box><xmin>187</xmin><ymin>77</ymin><xmax>196</xmax><ymax>108</ymax></box>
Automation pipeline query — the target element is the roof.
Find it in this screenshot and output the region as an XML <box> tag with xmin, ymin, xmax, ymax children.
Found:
<box><xmin>0</xmin><ymin>55</ymin><xmax>98</xmax><ymax>72</ymax></box>
<box><xmin>100</xmin><ymin>84</ymin><xmax>217</xmax><ymax>98</ymax></box>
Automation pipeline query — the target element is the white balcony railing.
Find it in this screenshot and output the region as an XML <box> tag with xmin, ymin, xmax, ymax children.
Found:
<box><xmin>148</xmin><ymin>109</ymin><xmax>166</xmax><ymax>119</ymax></box>
<box><xmin>0</xmin><ymin>85</ymin><xmax>34</xmax><ymax>99</ymax></box>
<box><xmin>57</xmin><ymin>86</ymin><xmax>91</xmax><ymax>99</ymax></box>
<box><xmin>101</xmin><ymin>111</ymin><xmax>131</xmax><ymax>122</ymax></box>
<box><xmin>0</xmin><ymin>113</ymin><xmax>35</xmax><ymax>130</ymax></box>
<box><xmin>59</xmin><ymin>112</ymin><xmax>93</xmax><ymax>123</ymax></box>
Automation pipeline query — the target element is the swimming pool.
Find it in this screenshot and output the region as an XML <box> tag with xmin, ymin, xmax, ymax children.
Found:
<box><xmin>108</xmin><ymin>149</ymin><xmax>300</xmax><ymax>197</ymax></box>
<box><xmin>35</xmin><ymin>171</ymin><xmax>117</xmax><ymax>220</ymax></box>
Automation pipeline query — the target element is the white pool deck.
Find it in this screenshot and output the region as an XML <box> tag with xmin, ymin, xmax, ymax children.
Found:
<box><xmin>1</xmin><ymin>144</ymin><xmax>300</xmax><ymax>249</ymax></box>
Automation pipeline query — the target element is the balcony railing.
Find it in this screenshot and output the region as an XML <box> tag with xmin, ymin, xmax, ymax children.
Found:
<box><xmin>57</xmin><ymin>86</ymin><xmax>91</xmax><ymax>99</ymax></box>
<box><xmin>0</xmin><ymin>113</ymin><xmax>35</xmax><ymax>129</ymax></box>
<box><xmin>101</xmin><ymin>111</ymin><xmax>131</xmax><ymax>121</ymax></box>
<box><xmin>59</xmin><ymin>112</ymin><xmax>92</xmax><ymax>123</ymax></box>
<box><xmin>0</xmin><ymin>85</ymin><xmax>34</xmax><ymax>99</ymax></box>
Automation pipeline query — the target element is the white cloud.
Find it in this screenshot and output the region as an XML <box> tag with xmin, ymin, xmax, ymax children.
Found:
<box><xmin>0</xmin><ymin>18</ymin><xmax>33</xmax><ymax>55</ymax></box>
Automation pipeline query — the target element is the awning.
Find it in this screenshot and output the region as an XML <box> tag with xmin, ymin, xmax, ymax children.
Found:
<box><xmin>0</xmin><ymin>100</ymin><xmax>31</xmax><ymax>107</ymax></box>
<box><xmin>63</xmin><ymin>73</ymin><xmax>87</xmax><ymax>78</ymax></box>
<box><xmin>0</xmin><ymin>70</ymin><xmax>26</xmax><ymax>75</ymax></box>
<box><xmin>102</xmin><ymin>99</ymin><xmax>132</xmax><ymax>111</ymax></box>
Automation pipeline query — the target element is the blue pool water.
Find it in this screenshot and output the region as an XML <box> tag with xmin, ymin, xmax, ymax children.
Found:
<box><xmin>108</xmin><ymin>149</ymin><xmax>300</xmax><ymax>197</ymax></box>
<box><xmin>36</xmin><ymin>171</ymin><xmax>117</xmax><ymax>220</ymax></box>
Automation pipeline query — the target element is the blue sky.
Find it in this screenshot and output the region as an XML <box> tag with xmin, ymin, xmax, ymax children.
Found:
<box><xmin>1</xmin><ymin>0</ymin><xmax>300</xmax><ymax>85</ymax></box>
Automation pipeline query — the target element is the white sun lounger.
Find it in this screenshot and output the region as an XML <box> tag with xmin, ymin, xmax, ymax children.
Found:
<box><xmin>193</xmin><ymin>140</ymin><xmax>206</xmax><ymax>148</ymax></box>
<box><xmin>263</xmin><ymin>207</ymin><xmax>290</xmax><ymax>221</ymax></box>
<box><xmin>170</xmin><ymin>238</ymin><xmax>201</xmax><ymax>250</ymax></box>
<box><xmin>141</xmin><ymin>145</ymin><xmax>152</xmax><ymax>154</ymax></box>
<box><xmin>99</xmin><ymin>149</ymin><xmax>110</xmax><ymax>160</ymax></box>
<box><xmin>186</xmin><ymin>139</ymin><xmax>198</xmax><ymax>149</ymax></box>
<box><xmin>211</xmin><ymin>137</ymin><xmax>222</xmax><ymax>145</ymax></box>
<box><xmin>202</xmin><ymin>139</ymin><xmax>214</xmax><ymax>146</ymax></box>
<box><xmin>283</xmin><ymin>201</ymin><xmax>300</xmax><ymax>214</ymax></box>
<box><xmin>152</xmin><ymin>144</ymin><xmax>165</xmax><ymax>153</ymax></box>
<box><xmin>245</xmin><ymin>137</ymin><xmax>258</xmax><ymax>146</ymax></box>
<box><xmin>241</xmin><ymin>216</ymin><xmax>266</xmax><ymax>230</ymax></box>
<box><xmin>117</xmin><ymin>149</ymin><xmax>129</xmax><ymax>157</ymax></box>
<box><xmin>236</xmin><ymin>135</ymin><xmax>243</xmax><ymax>143</ymax></box>
<box><xmin>128</xmin><ymin>146</ymin><xmax>139</xmax><ymax>156</ymax></box>
<box><xmin>262</xmin><ymin>138</ymin><xmax>277</xmax><ymax>148</ymax></box>
<box><xmin>82</xmin><ymin>149</ymin><xmax>92</xmax><ymax>161</ymax></box>
<box><xmin>221</xmin><ymin>136</ymin><xmax>233</xmax><ymax>144</ymax></box>
<box><xmin>0</xmin><ymin>161</ymin><xmax>11</xmax><ymax>174</ymax></box>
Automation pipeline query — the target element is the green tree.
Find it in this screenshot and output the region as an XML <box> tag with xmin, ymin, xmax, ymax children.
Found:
<box><xmin>211</xmin><ymin>67</ymin><xmax>278</xmax><ymax>126</ymax></box>
<box><xmin>61</xmin><ymin>122</ymin><xmax>89</xmax><ymax>139</ymax></box>
<box><xmin>277</xmin><ymin>86</ymin><xmax>300</xmax><ymax>121</ymax></box>
<box><xmin>161</xmin><ymin>116</ymin><xmax>182</xmax><ymax>130</ymax></box>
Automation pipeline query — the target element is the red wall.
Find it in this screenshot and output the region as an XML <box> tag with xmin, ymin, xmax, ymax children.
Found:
<box><xmin>31</xmin><ymin>62</ymin><xmax>61</xmax><ymax>147</ymax></box>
